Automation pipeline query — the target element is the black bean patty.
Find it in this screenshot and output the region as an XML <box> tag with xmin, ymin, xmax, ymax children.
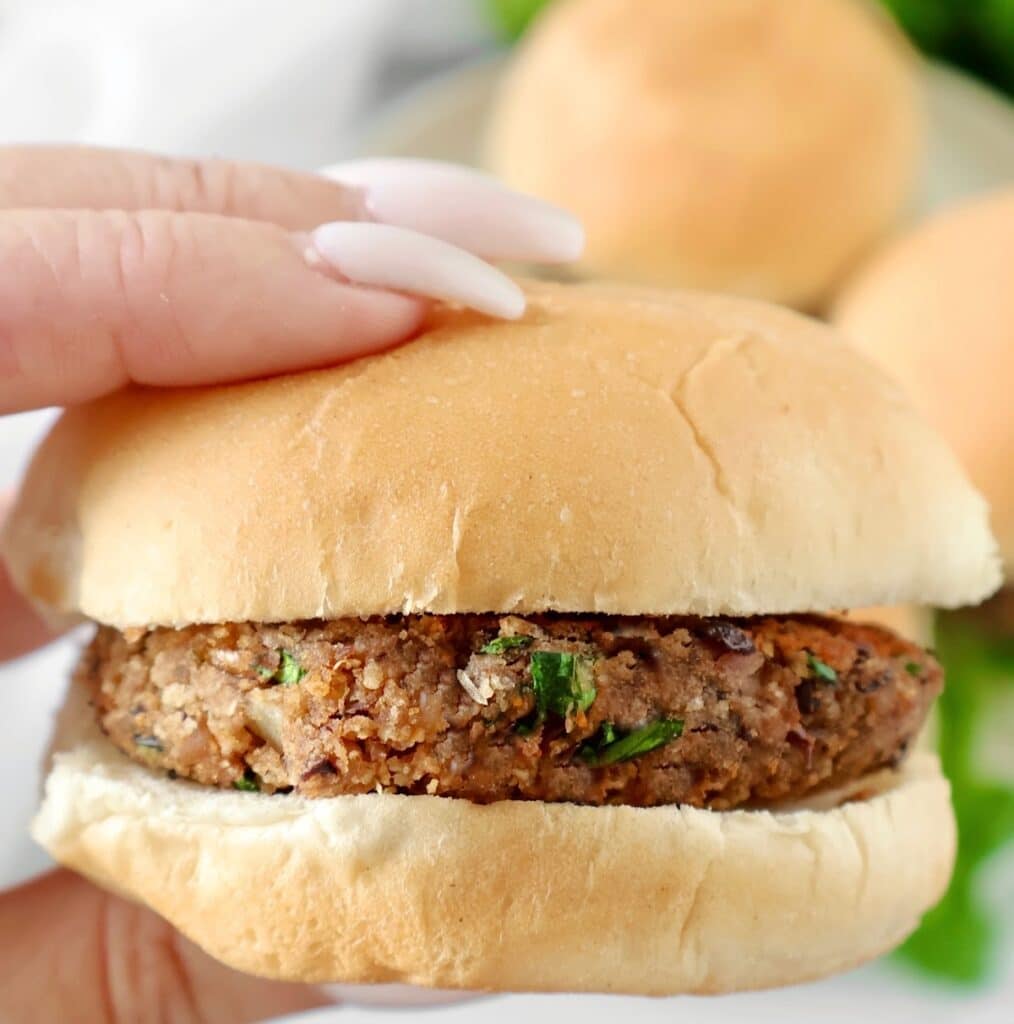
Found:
<box><xmin>81</xmin><ymin>613</ymin><xmax>940</xmax><ymax>809</ymax></box>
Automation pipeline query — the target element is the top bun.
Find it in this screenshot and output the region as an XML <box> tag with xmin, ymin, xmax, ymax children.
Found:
<box><xmin>485</xmin><ymin>0</ymin><xmax>923</xmax><ymax>310</ymax></box>
<box><xmin>833</xmin><ymin>190</ymin><xmax>1014</xmax><ymax>578</ymax></box>
<box><xmin>2</xmin><ymin>281</ymin><xmax>998</xmax><ymax>628</ymax></box>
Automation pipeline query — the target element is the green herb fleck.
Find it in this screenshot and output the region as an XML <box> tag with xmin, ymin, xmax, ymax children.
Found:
<box><xmin>481</xmin><ymin>635</ymin><xmax>534</xmax><ymax>656</ymax></box>
<box><xmin>807</xmin><ymin>652</ymin><xmax>838</xmax><ymax>685</ymax></box>
<box><xmin>258</xmin><ymin>650</ymin><xmax>307</xmax><ymax>686</ymax></box>
<box><xmin>233</xmin><ymin>770</ymin><xmax>260</xmax><ymax>792</ymax></box>
<box><xmin>277</xmin><ymin>650</ymin><xmax>307</xmax><ymax>686</ymax></box>
<box><xmin>905</xmin><ymin>661</ymin><xmax>922</xmax><ymax>677</ymax></box>
<box><xmin>133</xmin><ymin>734</ymin><xmax>163</xmax><ymax>752</ymax></box>
<box><xmin>531</xmin><ymin>651</ymin><xmax>596</xmax><ymax>719</ymax></box>
<box><xmin>580</xmin><ymin>718</ymin><xmax>684</xmax><ymax>766</ymax></box>
<box><xmin>514</xmin><ymin>716</ymin><xmax>537</xmax><ymax>736</ymax></box>
<box><xmin>894</xmin><ymin>613</ymin><xmax>1014</xmax><ymax>984</ymax></box>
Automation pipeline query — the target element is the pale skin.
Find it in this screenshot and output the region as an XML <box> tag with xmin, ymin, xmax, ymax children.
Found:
<box><xmin>0</xmin><ymin>145</ymin><xmax>582</xmax><ymax>1023</ymax></box>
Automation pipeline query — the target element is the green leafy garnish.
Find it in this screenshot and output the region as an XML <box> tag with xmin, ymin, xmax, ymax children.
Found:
<box><xmin>233</xmin><ymin>770</ymin><xmax>260</xmax><ymax>792</ymax></box>
<box><xmin>905</xmin><ymin>661</ymin><xmax>923</xmax><ymax>677</ymax></box>
<box><xmin>531</xmin><ymin>651</ymin><xmax>596</xmax><ymax>719</ymax></box>
<box><xmin>481</xmin><ymin>635</ymin><xmax>534</xmax><ymax>655</ymax></box>
<box><xmin>806</xmin><ymin>652</ymin><xmax>838</xmax><ymax>685</ymax></box>
<box><xmin>894</xmin><ymin>613</ymin><xmax>1014</xmax><ymax>984</ymax></box>
<box><xmin>258</xmin><ymin>650</ymin><xmax>307</xmax><ymax>686</ymax></box>
<box><xmin>580</xmin><ymin>718</ymin><xmax>684</xmax><ymax>766</ymax></box>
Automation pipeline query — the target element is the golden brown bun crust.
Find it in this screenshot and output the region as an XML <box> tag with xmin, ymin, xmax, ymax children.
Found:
<box><xmin>2</xmin><ymin>282</ymin><xmax>998</xmax><ymax>627</ymax></box>
<box><xmin>834</xmin><ymin>189</ymin><xmax>1014</xmax><ymax>578</ymax></box>
<box><xmin>34</xmin><ymin>691</ymin><xmax>955</xmax><ymax>994</ymax></box>
<box><xmin>485</xmin><ymin>0</ymin><xmax>923</xmax><ymax>309</ymax></box>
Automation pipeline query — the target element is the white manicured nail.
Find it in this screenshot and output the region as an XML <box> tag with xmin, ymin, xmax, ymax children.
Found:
<box><xmin>307</xmin><ymin>222</ymin><xmax>525</xmax><ymax>320</ymax></box>
<box><xmin>319</xmin><ymin>158</ymin><xmax>584</xmax><ymax>264</ymax></box>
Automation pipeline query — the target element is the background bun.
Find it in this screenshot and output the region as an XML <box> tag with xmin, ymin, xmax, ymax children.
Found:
<box><xmin>485</xmin><ymin>0</ymin><xmax>923</xmax><ymax>309</ymax></box>
<box><xmin>834</xmin><ymin>189</ymin><xmax>1014</xmax><ymax>578</ymax></box>
<box><xmin>34</xmin><ymin>690</ymin><xmax>955</xmax><ymax>994</ymax></box>
<box><xmin>2</xmin><ymin>281</ymin><xmax>998</xmax><ymax>627</ymax></box>
<box><xmin>846</xmin><ymin>605</ymin><xmax>932</xmax><ymax>645</ymax></box>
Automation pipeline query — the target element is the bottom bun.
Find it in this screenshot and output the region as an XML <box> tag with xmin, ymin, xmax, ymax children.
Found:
<box><xmin>33</xmin><ymin>688</ymin><xmax>955</xmax><ymax>995</ymax></box>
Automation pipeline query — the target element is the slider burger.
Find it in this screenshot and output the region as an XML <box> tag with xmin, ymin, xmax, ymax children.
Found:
<box><xmin>4</xmin><ymin>282</ymin><xmax>1000</xmax><ymax>994</ymax></box>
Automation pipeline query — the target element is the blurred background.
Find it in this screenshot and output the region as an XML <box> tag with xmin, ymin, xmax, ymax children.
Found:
<box><xmin>0</xmin><ymin>1</ymin><xmax>1010</xmax><ymax>1022</ymax></box>
<box><xmin>493</xmin><ymin>0</ymin><xmax>1014</xmax><ymax>95</ymax></box>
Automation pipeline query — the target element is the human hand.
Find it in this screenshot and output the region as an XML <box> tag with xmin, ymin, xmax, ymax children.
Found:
<box><xmin>0</xmin><ymin>145</ymin><xmax>582</xmax><ymax>1023</ymax></box>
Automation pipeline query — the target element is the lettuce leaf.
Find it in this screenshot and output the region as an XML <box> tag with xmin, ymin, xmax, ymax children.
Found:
<box><xmin>894</xmin><ymin>612</ymin><xmax>1014</xmax><ymax>984</ymax></box>
<box><xmin>877</xmin><ymin>1</ymin><xmax>1014</xmax><ymax>94</ymax></box>
<box><xmin>485</xmin><ymin>0</ymin><xmax>552</xmax><ymax>40</ymax></box>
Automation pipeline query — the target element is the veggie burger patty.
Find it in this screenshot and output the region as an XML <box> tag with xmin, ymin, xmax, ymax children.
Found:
<box><xmin>82</xmin><ymin>613</ymin><xmax>940</xmax><ymax>809</ymax></box>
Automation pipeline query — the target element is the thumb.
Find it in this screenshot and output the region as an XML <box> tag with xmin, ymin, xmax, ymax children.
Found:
<box><xmin>0</xmin><ymin>870</ymin><xmax>328</xmax><ymax>1024</ymax></box>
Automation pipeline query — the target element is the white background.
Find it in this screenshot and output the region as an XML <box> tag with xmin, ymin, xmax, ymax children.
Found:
<box><xmin>0</xmin><ymin>3</ymin><xmax>1009</xmax><ymax>1021</ymax></box>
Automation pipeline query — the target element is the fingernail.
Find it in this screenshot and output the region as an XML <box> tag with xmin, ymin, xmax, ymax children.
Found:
<box><xmin>307</xmin><ymin>222</ymin><xmax>525</xmax><ymax>320</ymax></box>
<box><xmin>319</xmin><ymin>159</ymin><xmax>585</xmax><ymax>264</ymax></box>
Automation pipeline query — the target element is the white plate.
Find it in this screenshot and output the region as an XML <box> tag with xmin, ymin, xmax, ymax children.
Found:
<box><xmin>358</xmin><ymin>56</ymin><xmax>1014</xmax><ymax>215</ymax></box>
